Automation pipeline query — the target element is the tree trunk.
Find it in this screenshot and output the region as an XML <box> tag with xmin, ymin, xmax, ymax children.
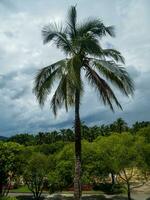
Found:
<box><xmin>127</xmin><ymin>181</ymin><xmax>131</xmax><ymax>200</ymax></box>
<box><xmin>74</xmin><ymin>90</ymin><xmax>82</xmax><ymax>200</ymax></box>
<box><xmin>111</xmin><ymin>172</ymin><xmax>115</xmax><ymax>185</ymax></box>
<box><xmin>0</xmin><ymin>183</ymin><xmax>3</xmax><ymax>197</ymax></box>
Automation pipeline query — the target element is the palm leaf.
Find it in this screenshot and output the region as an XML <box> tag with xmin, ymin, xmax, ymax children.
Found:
<box><xmin>66</xmin><ymin>55</ymin><xmax>84</xmax><ymax>92</ymax></box>
<box><xmin>102</xmin><ymin>49</ymin><xmax>125</xmax><ymax>64</ymax></box>
<box><xmin>84</xmin><ymin>64</ymin><xmax>122</xmax><ymax>111</ymax></box>
<box><xmin>33</xmin><ymin>59</ymin><xmax>67</xmax><ymax>106</ymax></box>
<box><xmin>75</xmin><ymin>34</ymin><xmax>102</xmax><ymax>56</ymax></box>
<box><xmin>51</xmin><ymin>74</ymin><xmax>75</xmax><ymax>115</ymax></box>
<box><xmin>77</xmin><ymin>19</ymin><xmax>115</xmax><ymax>38</ymax></box>
<box><xmin>42</xmin><ymin>23</ymin><xmax>74</xmax><ymax>54</ymax></box>
<box><xmin>90</xmin><ymin>59</ymin><xmax>134</xmax><ymax>96</ymax></box>
<box><xmin>67</xmin><ymin>6</ymin><xmax>77</xmax><ymax>38</ymax></box>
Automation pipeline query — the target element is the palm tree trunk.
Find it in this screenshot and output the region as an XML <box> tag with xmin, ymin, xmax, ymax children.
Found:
<box><xmin>127</xmin><ymin>181</ymin><xmax>131</xmax><ymax>200</ymax></box>
<box><xmin>74</xmin><ymin>90</ymin><xmax>82</xmax><ymax>200</ymax></box>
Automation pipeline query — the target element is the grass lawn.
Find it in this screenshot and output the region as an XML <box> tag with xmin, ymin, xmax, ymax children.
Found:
<box><xmin>10</xmin><ymin>186</ymin><xmax>103</xmax><ymax>195</ymax></box>
<box><xmin>10</xmin><ymin>185</ymin><xmax>30</xmax><ymax>193</ymax></box>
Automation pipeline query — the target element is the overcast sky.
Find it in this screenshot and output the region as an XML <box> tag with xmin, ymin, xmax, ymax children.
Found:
<box><xmin>0</xmin><ymin>0</ymin><xmax>150</xmax><ymax>136</ymax></box>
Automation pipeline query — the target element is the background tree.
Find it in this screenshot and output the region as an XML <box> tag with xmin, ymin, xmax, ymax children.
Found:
<box><xmin>99</xmin><ymin>124</ymin><xmax>111</xmax><ymax>136</ymax></box>
<box><xmin>116</xmin><ymin>134</ymin><xmax>144</xmax><ymax>200</ymax></box>
<box><xmin>81</xmin><ymin>123</ymin><xmax>101</xmax><ymax>142</ymax></box>
<box><xmin>94</xmin><ymin>134</ymin><xmax>121</xmax><ymax>186</ymax></box>
<box><xmin>136</xmin><ymin>126</ymin><xmax>150</xmax><ymax>143</ymax></box>
<box><xmin>34</xmin><ymin>141</ymin><xmax>65</xmax><ymax>155</ymax></box>
<box><xmin>82</xmin><ymin>141</ymin><xmax>97</xmax><ymax>185</ymax></box>
<box><xmin>60</xmin><ymin>129</ymin><xmax>74</xmax><ymax>142</ymax></box>
<box><xmin>94</xmin><ymin>133</ymin><xmax>145</xmax><ymax>199</ymax></box>
<box><xmin>0</xmin><ymin>142</ymin><xmax>24</xmax><ymax>197</ymax></box>
<box><xmin>47</xmin><ymin>143</ymin><xmax>74</xmax><ymax>193</ymax></box>
<box><xmin>8</xmin><ymin>134</ymin><xmax>35</xmax><ymax>146</ymax></box>
<box><xmin>23</xmin><ymin>153</ymin><xmax>48</xmax><ymax>200</ymax></box>
<box><xmin>33</xmin><ymin>6</ymin><xmax>134</xmax><ymax>199</ymax></box>
<box><xmin>110</xmin><ymin>118</ymin><xmax>128</xmax><ymax>133</ymax></box>
<box><xmin>131</xmin><ymin>121</ymin><xmax>150</xmax><ymax>133</ymax></box>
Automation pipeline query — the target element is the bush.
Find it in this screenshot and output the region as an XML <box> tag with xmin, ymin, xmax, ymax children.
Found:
<box><xmin>111</xmin><ymin>184</ymin><xmax>126</xmax><ymax>194</ymax></box>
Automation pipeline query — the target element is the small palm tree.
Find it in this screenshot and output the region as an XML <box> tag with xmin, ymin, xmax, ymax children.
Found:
<box><xmin>110</xmin><ymin>118</ymin><xmax>128</xmax><ymax>133</ymax></box>
<box><xmin>33</xmin><ymin>6</ymin><xmax>134</xmax><ymax>200</ymax></box>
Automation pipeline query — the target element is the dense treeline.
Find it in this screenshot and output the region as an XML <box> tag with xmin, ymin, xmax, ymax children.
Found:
<box><xmin>7</xmin><ymin>118</ymin><xmax>150</xmax><ymax>145</ymax></box>
<box><xmin>1</xmin><ymin>119</ymin><xmax>150</xmax><ymax>200</ymax></box>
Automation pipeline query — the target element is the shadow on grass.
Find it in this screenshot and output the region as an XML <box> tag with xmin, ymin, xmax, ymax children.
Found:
<box><xmin>16</xmin><ymin>196</ymin><xmax>45</xmax><ymax>200</ymax></box>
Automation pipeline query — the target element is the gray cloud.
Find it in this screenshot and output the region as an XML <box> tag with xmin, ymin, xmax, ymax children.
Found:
<box><xmin>0</xmin><ymin>0</ymin><xmax>16</xmax><ymax>10</ymax></box>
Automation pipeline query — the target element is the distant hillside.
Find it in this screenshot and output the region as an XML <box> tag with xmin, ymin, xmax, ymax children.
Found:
<box><xmin>0</xmin><ymin>136</ymin><xmax>8</xmax><ymax>141</ymax></box>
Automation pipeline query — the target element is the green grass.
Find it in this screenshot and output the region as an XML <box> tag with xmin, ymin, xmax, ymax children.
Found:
<box><xmin>10</xmin><ymin>186</ymin><xmax>30</xmax><ymax>193</ymax></box>
<box><xmin>10</xmin><ymin>186</ymin><xmax>102</xmax><ymax>195</ymax></box>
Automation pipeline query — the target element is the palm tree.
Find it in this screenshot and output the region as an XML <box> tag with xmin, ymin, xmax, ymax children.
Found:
<box><xmin>110</xmin><ymin>118</ymin><xmax>128</xmax><ymax>133</ymax></box>
<box><xmin>33</xmin><ymin>6</ymin><xmax>134</xmax><ymax>200</ymax></box>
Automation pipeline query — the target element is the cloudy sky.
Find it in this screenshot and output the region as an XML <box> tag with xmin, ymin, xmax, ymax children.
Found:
<box><xmin>0</xmin><ymin>0</ymin><xmax>150</xmax><ymax>136</ymax></box>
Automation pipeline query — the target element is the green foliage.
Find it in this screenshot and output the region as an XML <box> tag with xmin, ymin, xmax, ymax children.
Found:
<box><xmin>0</xmin><ymin>142</ymin><xmax>24</xmax><ymax>196</ymax></box>
<box><xmin>1</xmin><ymin>120</ymin><xmax>150</xmax><ymax>198</ymax></box>
<box><xmin>34</xmin><ymin>141</ymin><xmax>65</xmax><ymax>155</ymax></box>
<box><xmin>48</xmin><ymin>171</ymin><xmax>63</xmax><ymax>194</ymax></box>
<box><xmin>23</xmin><ymin>153</ymin><xmax>48</xmax><ymax>200</ymax></box>
<box><xmin>131</xmin><ymin>121</ymin><xmax>150</xmax><ymax>133</ymax></box>
<box><xmin>110</xmin><ymin>118</ymin><xmax>128</xmax><ymax>133</ymax></box>
<box><xmin>136</xmin><ymin>126</ymin><xmax>150</xmax><ymax>143</ymax></box>
<box><xmin>8</xmin><ymin>134</ymin><xmax>35</xmax><ymax>146</ymax></box>
<box><xmin>92</xmin><ymin>133</ymin><xmax>145</xmax><ymax>200</ymax></box>
<box><xmin>94</xmin><ymin>133</ymin><xmax>141</xmax><ymax>174</ymax></box>
<box><xmin>47</xmin><ymin>145</ymin><xmax>74</xmax><ymax>193</ymax></box>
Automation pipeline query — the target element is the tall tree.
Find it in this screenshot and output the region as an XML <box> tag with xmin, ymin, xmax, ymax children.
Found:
<box><xmin>33</xmin><ymin>6</ymin><xmax>134</xmax><ymax>200</ymax></box>
<box><xmin>110</xmin><ymin>118</ymin><xmax>128</xmax><ymax>133</ymax></box>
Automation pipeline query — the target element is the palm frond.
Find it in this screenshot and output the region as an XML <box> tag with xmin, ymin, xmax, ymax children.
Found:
<box><xmin>77</xmin><ymin>19</ymin><xmax>115</xmax><ymax>38</ymax></box>
<box><xmin>51</xmin><ymin>74</ymin><xmax>75</xmax><ymax>115</ymax></box>
<box><xmin>105</xmin><ymin>26</ymin><xmax>115</xmax><ymax>37</ymax></box>
<box><xmin>67</xmin><ymin>55</ymin><xmax>83</xmax><ymax>92</ymax></box>
<box><xmin>84</xmin><ymin>64</ymin><xmax>122</xmax><ymax>111</ymax></box>
<box><xmin>102</xmin><ymin>49</ymin><xmax>125</xmax><ymax>64</ymax></box>
<box><xmin>90</xmin><ymin>59</ymin><xmax>134</xmax><ymax>96</ymax></box>
<box><xmin>42</xmin><ymin>23</ymin><xmax>61</xmax><ymax>44</ymax></box>
<box><xmin>33</xmin><ymin>59</ymin><xmax>67</xmax><ymax>106</ymax></box>
<box><xmin>67</xmin><ymin>6</ymin><xmax>77</xmax><ymax>38</ymax></box>
<box><xmin>42</xmin><ymin>23</ymin><xmax>74</xmax><ymax>54</ymax></box>
<box><xmin>75</xmin><ymin>34</ymin><xmax>102</xmax><ymax>56</ymax></box>
<box><xmin>54</xmin><ymin>32</ymin><xmax>73</xmax><ymax>54</ymax></box>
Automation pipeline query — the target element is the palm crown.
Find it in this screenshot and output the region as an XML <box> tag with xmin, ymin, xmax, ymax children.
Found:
<box><xmin>33</xmin><ymin>6</ymin><xmax>134</xmax><ymax>115</ymax></box>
